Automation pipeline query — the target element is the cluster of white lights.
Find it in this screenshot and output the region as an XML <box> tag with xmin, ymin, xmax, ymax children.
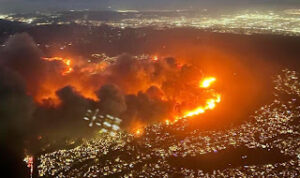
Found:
<box><xmin>83</xmin><ymin>109</ymin><xmax>122</xmax><ymax>136</ymax></box>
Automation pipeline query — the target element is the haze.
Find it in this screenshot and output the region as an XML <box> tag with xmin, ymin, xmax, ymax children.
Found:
<box><xmin>1</xmin><ymin>0</ymin><xmax>300</xmax><ymax>13</ymax></box>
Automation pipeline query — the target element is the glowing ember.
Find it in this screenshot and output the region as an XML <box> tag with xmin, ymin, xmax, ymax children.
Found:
<box><xmin>135</xmin><ymin>129</ymin><xmax>142</xmax><ymax>136</ymax></box>
<box><xmin>165</xmin><ymin>119</ymin><xmax>170</xmax><ymax>125</ymax></box>
<box><xmin>42</xmin><ymin>57</ymin><xmax>73</xmax><ymax>75</ymax></box>
<box><xmin>200</xmin><ymin>77</ymin><xmax>216</xmax><ymax>88</ymax></box>
<box><xmin>152</xmin><ymin>56</ymin><xmax>158</xmax><ymax>61</ymax></box>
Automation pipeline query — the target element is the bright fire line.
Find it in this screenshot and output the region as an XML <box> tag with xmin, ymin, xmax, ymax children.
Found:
<box><xmin>42</xmin><ymin>57</ymin><xmax>73</xmax><ymax>75</ymax></box>
<box><xmin>200</xmin><ymin>77</ymin><xmax>216</xmax><ymax>88</ymax></box>
<box><xmin>168</xmin><ymin>76</ymin><xmax>221</xmax><ymax>123</ymax></box>
<box><xmin>182</xmin><ymin>93</ymin><xmax>221</xmax><ymax>118</ymax></box>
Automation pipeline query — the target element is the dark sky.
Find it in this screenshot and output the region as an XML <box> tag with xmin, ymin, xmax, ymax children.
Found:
<box><xmin>0</xmin><ymin>0</ymin><xmax>299</xmax><ymax>13</ymax></box>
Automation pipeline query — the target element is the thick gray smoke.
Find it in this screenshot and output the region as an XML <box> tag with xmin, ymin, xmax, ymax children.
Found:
<box><xmin>97</xmin><ymin>84</ymin><xmax>127</xmax><ymax>116</ymax></box>
<box><xmin>0</xmin><ymin>66</ymin><xmax>35</xmax><ymax>177</ymax></box>
<box><xmin>0</xmin><ymin>33</ymin><xmax>65</xmax><ymax>97</ymax></box>
<box><xmin>0</xmin><ymin>33</ymin><xmax>211</xmax><ymax>177</ymax></box>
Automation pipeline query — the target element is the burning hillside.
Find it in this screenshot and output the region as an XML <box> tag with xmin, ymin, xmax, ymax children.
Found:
<box><xmin>0</xmin><ymin>33</ymin><xmax>222</xmax><ymax>133</ymax></box>
<box><xmin>37</xmin><ymin>69</ymin><xmax>300</xmax><ymax>177</ymax></box>
<box><xmin>2</xmin><ymin>7</ymin><xmax>300</xmax><ymax>177</ymax></box>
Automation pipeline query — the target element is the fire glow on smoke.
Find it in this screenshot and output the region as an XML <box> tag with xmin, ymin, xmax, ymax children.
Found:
<box><xmin>167</xmin><ymin>77</ymin><xmax>221</xmax><ymax>124</ymax></box>
<box><xmin>135</xmin><ymin>77</ymin><xmax>221</xmax><ymax>136</ymax></box>
<box><xmin>42</xmin><ymin>57</ymin><xmax>73</xmax><ymax>75</ymax></box>
<box><xmin>38</xmin><ymin>55</ymin><xmax>221</xmax><ymax>134</ymax></box>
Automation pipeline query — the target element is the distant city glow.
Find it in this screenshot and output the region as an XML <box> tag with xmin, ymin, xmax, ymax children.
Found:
<box><xmin>2</xmin><ymin>5</ymin><xmax>299</xmax><ymax>178</ymax></box>
<box><xmin>3</xmin><ymin>10</ymin><xmax>300</xmax><ymax>36</ymax></box>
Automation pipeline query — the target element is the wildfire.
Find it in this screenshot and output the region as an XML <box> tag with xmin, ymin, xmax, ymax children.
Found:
<box><xmin>152</xmin><ymin>55</ymin><xmax>159</xmax><ymax>61</ymax></box>
<box><xmin>183</xmin><ymin>94</ymin><xmax>221</xmax><ymax>118</ymax></box>
<box><xmin>168</xmin><ymin>76</ymin><xmax>221</xmax><ymax>123</ymax></box>
<box><xmin>33</xmin><ymin>56</ymin><xmax>100</xmax><ymax>105</ymax></box>
<box><xmin>134</xmin><ymin>129</ymin><xmax>143</xmax><ymax>136</ymax></box>
<box><xmin>38</xmin><ymin>56</ymin><xmax>221</xmax><ymax>130</ymax></box>
<box><xmin>42</xmin><ymin>57</ymin><xmax>73</xmax><ymax>75</ymax></box>
<box><xmin>200</xmin><ymin>77</ymin><xmax>216</xmax><ymax>88</ymax></box>
<box><xmin>165</xmin><ymin>119</ymin><xmax>170</xmax><ymax>125</ymax></box>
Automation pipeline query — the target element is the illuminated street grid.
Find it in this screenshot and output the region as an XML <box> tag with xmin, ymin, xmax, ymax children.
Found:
<box><xmin>38</xmin><ymin>69</ymin><xmax>300</xmax><ymax>177</ymax></box>
<box><xmin>2</xmin><ymin>9</ymin><xmax>300</xmax><ymax>36</ymax></box>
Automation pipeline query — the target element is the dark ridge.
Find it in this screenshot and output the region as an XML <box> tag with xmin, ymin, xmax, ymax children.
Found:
<box><xmin>167</xmin><ymin>146</ymin><xmax>292</xmax><ymax>172</ymax></box>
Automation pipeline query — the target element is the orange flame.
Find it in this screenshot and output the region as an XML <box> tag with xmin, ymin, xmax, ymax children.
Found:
<box><xmin>152</xmin><ymin>55</ymin><xmax>158</xmax><ymax>61</ymax></box>
<box><xmin>42</xmin><ymin>57</ymin><xmax>73</xmax><ymax>75</ymax></box>
<box><xmin>183</xmin><ymin>94</ymin><xmax>221</xmax><ymax>118</ymax></box>
<box><xmin>200</xmin><ymin>77</ymin><xmax>216</xmax><ymax>88</ymax></box>
<box><xmin>33</xmin><ymin>56</ymin><xmax>100</xmax><ymax>106</ymax></box>
<box><xmin>135</xmin><ymin>129</ymin><xmax>142</xmax><ymax>136</ymax></box>
<box><xmin>167</xmin><ymin>77</ymin><xmax>221</xmax><ymax>123</ymax></box>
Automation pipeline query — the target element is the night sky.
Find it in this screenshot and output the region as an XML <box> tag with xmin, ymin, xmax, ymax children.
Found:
<box><xmin>0</xmin><ymin>0</ymin><xmax>300</xmax><ymax>13</ymax></box>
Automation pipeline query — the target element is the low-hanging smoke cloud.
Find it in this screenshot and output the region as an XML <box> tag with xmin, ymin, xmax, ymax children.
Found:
<box><xmin>96</xmin><ymin>84</ymin><xmax>127</xmax><ymax>116</ymax></box>
<box><xmin>0</xmin><ymin>65</ymin><xmax>35</xmax><ymax>177</ymax></box>
<box><xmin>0</xmin><ymin>33</ymin><xmax>173</xmax><ymax>136</ymax></box>
<box><xmin>0</xmin><ymin>33</ymin><xmax>221</xmax><ymax>168</ymax></box>
<box><xmin>0</xmin><ymin>32</ymin><xmax>216</xmax><ymax>133</ymax></box>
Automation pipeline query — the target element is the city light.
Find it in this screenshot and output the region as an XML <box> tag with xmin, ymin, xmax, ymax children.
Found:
<box><xmin>37</xmin><ymin>70</ymin><xmax>300</xmax><ymax>177</ymax></box>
